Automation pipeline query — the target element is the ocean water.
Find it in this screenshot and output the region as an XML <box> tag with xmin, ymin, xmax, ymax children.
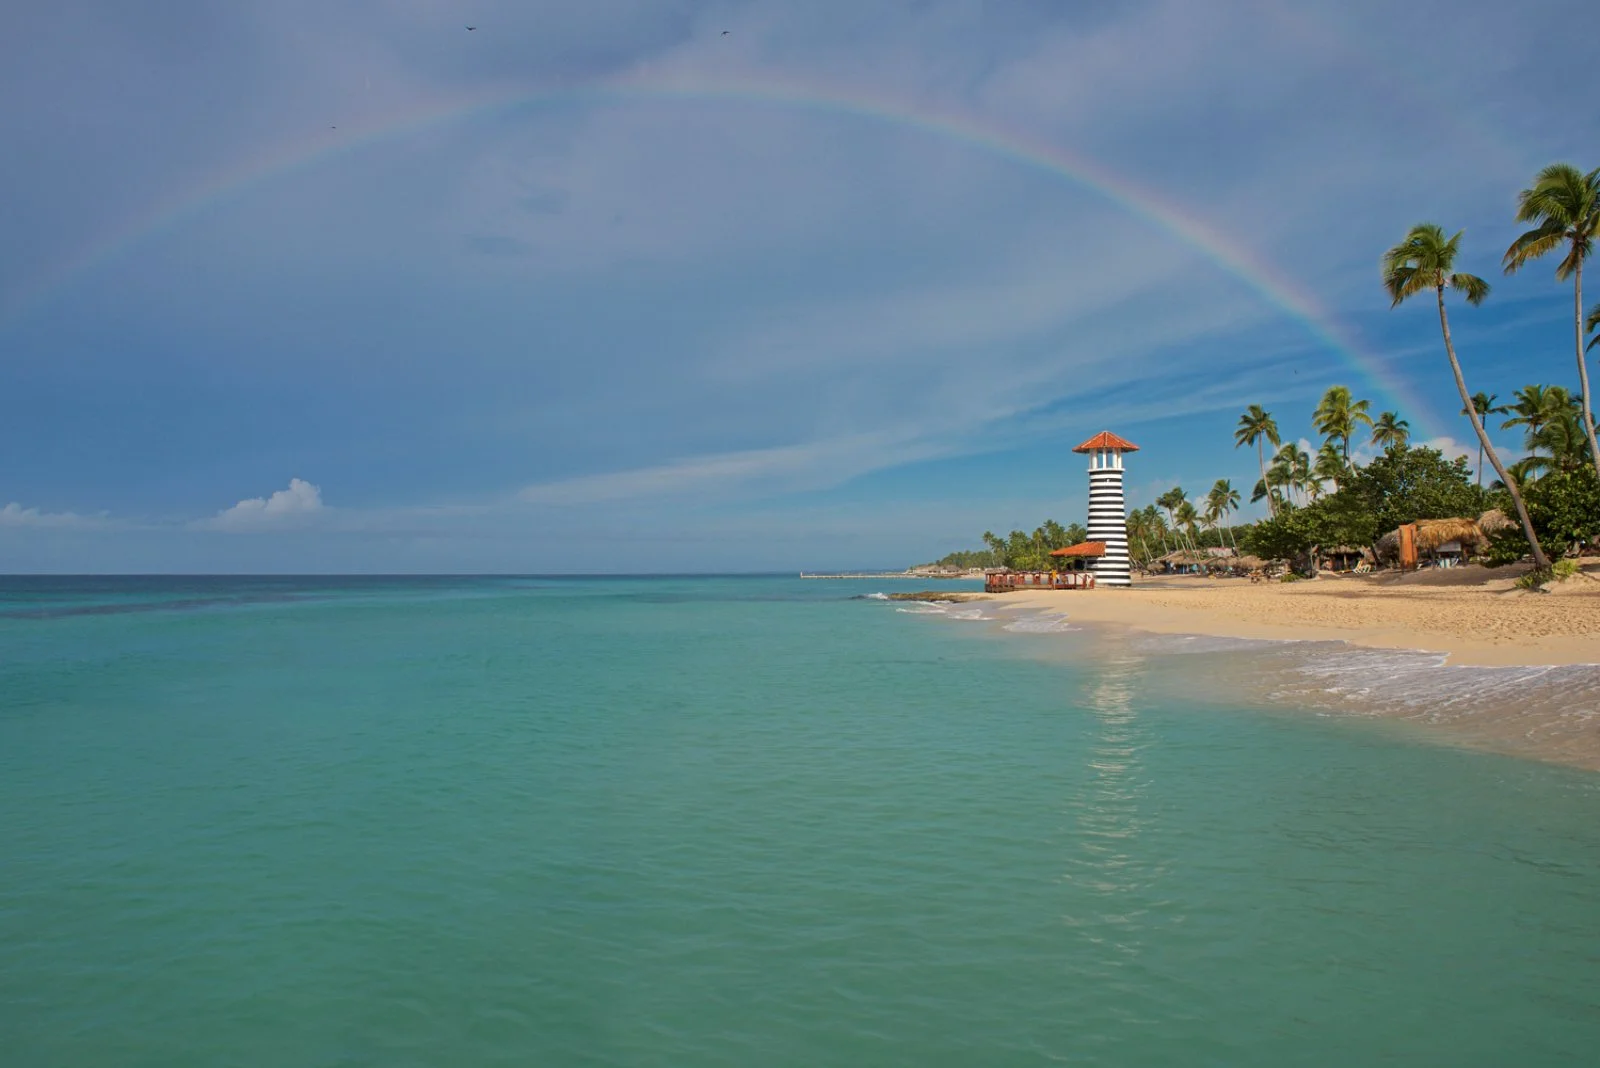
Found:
<box><xmin>2</xmin><ymin>575</ymin><xmax>1598</xmax><ymax>1066</ymax></box>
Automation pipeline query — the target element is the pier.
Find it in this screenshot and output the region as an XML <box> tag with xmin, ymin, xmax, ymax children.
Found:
<box><xmin>985</xmin><ymin>571</ymin><xmax>1096</xmax><ymax>592</ymax></box>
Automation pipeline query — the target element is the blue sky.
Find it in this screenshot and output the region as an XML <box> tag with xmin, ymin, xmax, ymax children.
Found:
<box><xmin>2</xmin><ymin>0</ymin><xmax>1596</xmax><ymax>572</ymax></box>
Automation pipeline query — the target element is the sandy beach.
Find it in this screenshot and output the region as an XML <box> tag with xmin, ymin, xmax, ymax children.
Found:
<box><xmin>994</xmin><ymin>562</ymin><xmax>1600</xmax><ymax>667</ymax></box>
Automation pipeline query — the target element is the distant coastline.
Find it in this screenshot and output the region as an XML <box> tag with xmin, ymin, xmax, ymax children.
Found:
<box><xmin>800</xmin><ymin>569</ymin><xmax>987</xmax><ymax>580</ymax></box>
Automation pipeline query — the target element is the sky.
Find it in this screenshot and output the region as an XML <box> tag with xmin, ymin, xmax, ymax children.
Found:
<box><xmin>1</xmin><ymin>0</ymin><xmax>1596</xmax><ymax>573</ymax></box>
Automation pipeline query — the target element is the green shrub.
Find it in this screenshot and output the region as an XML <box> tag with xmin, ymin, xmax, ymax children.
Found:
<box><xmin>1519</xmin><ymin>559</ymin><xmax>1584</xmax><ymax>589</ymax></box>
<box><xmin>1481</xmin><ymin>529</ymin><xmax>1528</xmax><ymax>568</ymax></box>
<box><xmin>1514</xmin><ymin>570</ymin><xmax>1547</xmax><ymax>590</ymax></box>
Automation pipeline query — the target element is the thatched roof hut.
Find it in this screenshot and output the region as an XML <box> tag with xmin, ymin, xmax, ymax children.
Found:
<box><xmin>1414</xmin><ymin>518</ymin><xmax>1486</xmax><ymax>553</ymax></box>
<box><xmin>1374</xmin><ymin>517</ymin><xmax>1490</xmax><ymax>563</ymax></box>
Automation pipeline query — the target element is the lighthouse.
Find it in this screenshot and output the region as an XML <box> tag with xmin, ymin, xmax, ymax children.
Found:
<box><xmin>1073</xmin><ymin>431</ymin><xmax>1138</xmax><ymax>587</ymax></box>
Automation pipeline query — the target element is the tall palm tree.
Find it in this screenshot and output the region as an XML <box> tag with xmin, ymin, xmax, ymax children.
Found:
<box><xmin>1233</xmin><ymin>406</ymin><xmax>1281</xmax><ymax>517</ymax></box>
<box><xmin>1384</xmin><ymin>223</ymin><xmax>1549</xmax><ymax>568</ymax></box>
<box><xmin>1156</xmin><ymin>489</ymin><xmax>1193</xmax><ymax>553</ymax></box>
<box><xmin>1269</xmin><ymin>442</ymin><xmax>1312</xmax><ymax>506</ymax></box>
<box><xmin>1313</xmin><ymin>386</ymin><xmax>1374</xmax><ymax>464</ymax></box>
<box><xmin>1462</xmin><ymin>391</ymin><xmax>1509</xmax><ymax>487</ymax></box>
<box><xmin>1370</xmin><ymin>411</ymin><xmax>1410</xmax><ymax>451</ymax></box>
<box><xmin>1173</xmin><ymin>500</ymin><xmax>1201</xmax><ymax>553</ymax></box>
<box><xmin>1503</xmin><ymin>163</ymin><xmax>1600</xmax><ymax>477</ymax></box>
<box><xmin>1201</xmin><ymin>500</ymin><xmax>1221</xmax><ymax>547</ymax></box>
<box><xmin>1143</xmin><ymin>504</ymin><xmax>1170</xmax><ymax>557</ymax></box>
<box><xmin>1207</xmin><ymin>479</ymin><xmax>1241</xmax><ymax>550</ymax></box>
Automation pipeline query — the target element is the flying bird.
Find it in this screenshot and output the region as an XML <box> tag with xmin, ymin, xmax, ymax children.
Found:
<box><xmin>466</xmin><ymin>26</ymin><xmax>476</xmax><ymax>31</ymax></box>
<box><xmin>721</xmin><ymin>30</ymin><xmax>729</xmax><ymax>35</ymax></box>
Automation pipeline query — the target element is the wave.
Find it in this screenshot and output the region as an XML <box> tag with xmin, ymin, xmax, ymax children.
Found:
<box><xmin>891</xmin><ymin>601</ymin><xmax>996</xmax><ymax>622</ymax></box>
<box><xmin>895</xmin><ymin>602</ymin><xmax>952</xmax><ymax>615</ymax></box>
<box><xmin>1002</xmin><ymin>612</ymin><xmax>1079</xmax><ymax>634</ymax></box>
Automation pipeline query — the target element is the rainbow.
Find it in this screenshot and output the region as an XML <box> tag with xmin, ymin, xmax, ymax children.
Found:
<box><xmin>1</xmin><ymin>72</ymin><xmax>1445</xmax><ymax>436</ymax></box>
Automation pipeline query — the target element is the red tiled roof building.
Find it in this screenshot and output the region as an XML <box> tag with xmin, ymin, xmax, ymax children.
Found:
<box><xmin>1072</xmin><ymin>431</ymin><xmax>1139</xmax><ymax>587</ymax></box>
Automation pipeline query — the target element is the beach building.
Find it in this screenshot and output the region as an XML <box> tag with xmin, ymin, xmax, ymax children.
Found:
<box><xmin>1073</xmin><ymin>431</ymin><xmax>1138</xmax><ymax>587</ymax></box>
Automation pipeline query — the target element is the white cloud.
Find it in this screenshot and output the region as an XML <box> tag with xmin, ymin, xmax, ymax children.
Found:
<box><xmin>0</xmin><ymin>502</ymin><xmax>107</xmax><ymax>528</ymax></box>
<box><xmin>202</xmin><ymin>478</ymin><xmax>325</xmax><ymax>531</ymax></box>
<box><xmin>1416</xmin><ymin>435</ymin><xmax>1474</xmax><ymax>464</ymax></box>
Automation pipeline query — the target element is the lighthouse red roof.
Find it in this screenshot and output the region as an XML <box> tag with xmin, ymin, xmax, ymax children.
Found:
<box><xmin>1049</xmin><ymin>541</ymin><xmax>1107</xmax><ymax>558</ymax></box>
<box><xmin>1072</xmin><ymin>431</ymin><xmax>1140</xmax><ymax>453</ymax></box>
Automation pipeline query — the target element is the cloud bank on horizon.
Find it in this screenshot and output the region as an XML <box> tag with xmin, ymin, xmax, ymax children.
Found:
<box><xmin>1</xmin><ymin>0</ymin><xmax>1595</xmax><ymax>571</ymax></box>
<box><xmin>201</xmin><ymin>478</ymin><xmax>326</xmax><ymax>531</ymax></box>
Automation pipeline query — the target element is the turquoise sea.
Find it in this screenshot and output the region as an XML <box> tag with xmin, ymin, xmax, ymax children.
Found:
<box><xmin>3</xmin><ymin>575</ymin><xmax>1598</xmax><ymax>1066</ymax></box>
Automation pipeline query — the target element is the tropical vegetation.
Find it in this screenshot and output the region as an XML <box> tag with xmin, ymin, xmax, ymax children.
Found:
<box><xmin>929</xmin><ymin>161</ymin><xmax>1600</xmax><ymax>582</ymax></box>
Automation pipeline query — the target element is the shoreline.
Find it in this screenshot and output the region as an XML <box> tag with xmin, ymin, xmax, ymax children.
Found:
<box><xmin>920</xmin><ymin>567</ymin><xmax>1600</xmax><ymax>773</ymax></box>
<box><xmin>982</xmin><ymin>565</ymin><xmax>1600</xmax><ymax>668</ymax></box>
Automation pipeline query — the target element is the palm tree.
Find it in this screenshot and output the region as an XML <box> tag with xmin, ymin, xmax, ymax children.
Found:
<box><xmin>1370</xmin><ymin>411</ymin><xmax>1410</xmax><ymax>451</ymax></box>
<box><xmin>1384</xmin><ymin>223</ymin><xmax>1549</xmax><ymax>568</ymax></box>
<box><xmin>1233</xmin><ymin>406</ymin><xmax>1281</xmax><ymax>517</ymax></box>
<box><xmin>1524</xmin><ymin>395</ymin><xmax>1589</xmax><ymax>476</ymax></box>
<box><xmin>1140</xmin><ymin>504</ymin><xmax>1170</xmax><ymax>558</ymax></box>
<box><xmin>1173</xmin><ymin>500</ymin><xmax>1201</xmax><ymax>553</ymax></box>
<box><xmin>1156</xmin><ymin>489</ymin><xmax>1192</xmax><ymax>553</ymax></box>
<box><xmin>1313</xmin><ymin>386</ymin><xmax>1374</xmax><ymax>464</ymax></box>
<box><xmin>1501</xmin><ymin>384</ymin><xmax>1572</xmax><ymax>470</ymax></box>
<box><xmin>1462</xmin><ymin>391</ymin><xmax>1508</xmax><ymax>487</ymax></box>
<box><xmin>1127</xmin><ymin>506</ymin><xmax>1165</xmax><ymax>566</ymax></box>
<box><xmin>1588</xmin><ymin>301</ymin><xmax>1599</xmax><ymax>352</ymax></box>
<box><xmin>1313</xmin><ymin>442</ymin><xmax>1346</xmax><ymax>496</ymax></box>
<box><xmin>1207</xmin><ymin>479</ymin><xmax>1241</xmax><ymax>550</ymax></box>
<box><xmin>1268</xmin><ymin>442</ymin><xmax>1312</xmax><ymax>506</ymax></box>
<box><xmin>1201</xmin><ymin>500</ymin><xmax>1221</xmax><ymax>547</ymax></box>
<box><xmin>1503</xmin><ymin>163</ymin><xmax>1600</xmax><ymax>477</ymax></box>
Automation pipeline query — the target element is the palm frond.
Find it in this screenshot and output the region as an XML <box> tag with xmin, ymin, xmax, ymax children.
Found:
<box><xmin>1514</xmin><ymin>163</ymin><xmax>1587</xmax><ymax>225</ymax></box>
<box><xmin>1383</xmin><ymin>265</ymin><xmax>1431</xmax><ymax>305</ymax></box>
<box><xmin>1449</xmin><ymin>273</ymin><xmax>1491</xmax><ymax>305</ymax></box>
<box><xmin>1383</xmin><ymin>224</ymin><xmax>1461</xmax><ymax>305</ymax></box>
<box><xmin>1555</xmin><ymin>244</ymin><xmax>1586</xmax><ymax>281</ymax></box>
<box><xmin>1501</xmin><ymin>224</ymin><xmax>1565</xmax><ymax>272</ymax></box>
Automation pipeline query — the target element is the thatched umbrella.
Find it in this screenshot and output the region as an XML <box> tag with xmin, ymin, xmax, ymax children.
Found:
<box><xmin>1477</xmin><ymin>508</ymin><xmax>1514</xmax><ymax>535</ymax></box>
<box><xmin>1414</xmin><ymin>518</ymin><xmax>1485</xmax><ymax>553</ymax></box>
<box><xmin>1374</xmin><ymin>529</ymin><xmax>1400</xmax><ymax>561</ymax></box>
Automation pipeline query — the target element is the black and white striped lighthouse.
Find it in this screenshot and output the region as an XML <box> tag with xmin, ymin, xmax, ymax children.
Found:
<box><xmin>1073</xmin><ymin>431</ymin><xmax>1138</xmax><ymax>587</ymax></box>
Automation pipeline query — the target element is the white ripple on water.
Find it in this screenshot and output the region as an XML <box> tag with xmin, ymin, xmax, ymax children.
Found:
<box><xmin>890</xmin><ymin>602</ymin><xmax>996</xmax><ymax>622</ymax></box>
<box><xmin>1002</xmin><ymin>612</ymin><xmax>1079</xmax><ymax>634</ymax></box>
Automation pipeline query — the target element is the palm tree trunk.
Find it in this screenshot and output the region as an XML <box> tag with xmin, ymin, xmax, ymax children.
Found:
<box><xmin>1574</xmin><ymin>258</ymin><xmax>1600</xmax><ymax>477</ymax></box>
<box><xmin>1437</xmin><ymin>285</ymin><xmax>1550</xmax><ymax>569</ymax></box>
<box><xmin>1257</xmin><ymin>440</ymin><xmax>1275</xmax><ymax>517</ymax></box>
<box><xmin>1476</xmin><ymin>440</ymin><xmax>1484</xmax><ymax>489</ymax></box>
